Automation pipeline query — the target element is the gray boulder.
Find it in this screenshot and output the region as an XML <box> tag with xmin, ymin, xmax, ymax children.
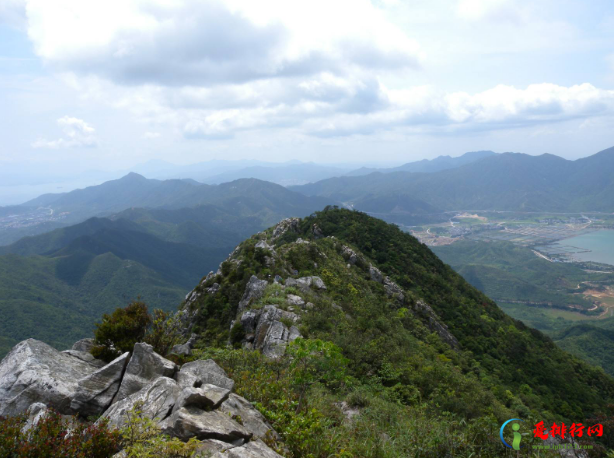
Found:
<box><xmin>237</xmin><ymin>276</ymin><xmax>268</xmax><ymax>316</ymax></box>
<box><xmin>240</xmin><ymin>309</ymin><xmax>261</xmax><ymax>337</ymax></box>
<box><xmin>271</xmin><ymin>217</ymin><xmax>299</xmax><ymax>240</ymax></box>
<box><xmin>193</xmin><ymin>439</ymin><xmax>239</xmax><ymax>457</ymax></box>
<box><xmin>211</xmin><ymin>439</ymin><xmax>284</xmax><ymax>458</ymax></box>
<box><xmin>70</xmin><ymin>352</ymin><xmax>130</xmax><ymax>417</ymax></box>
<box><xmin>171</xmin><ymin>334</ymin><xmax>197</xmax><ymax>357</ymax></box>
<box><xmin>72</xmin><ymin>338</ymin><xmax>95</xmax><ymax>353</ymax></box>
<box><xmin>220</xmin><ymin>393</ymin><xmax>278</xmax><ymax>440</ymax></box>
<box><xmin>161</xmin><ymin>406</ymin><xmax>252</xmax><ymax>443</ymax></box>
<box><xmin>102</xmin><ymin>377</ymin><xmax>182</xmax><ymax>429</ymax></box>
<box><xmin>62</xmin><ymin>350</ymin><xmax>106</xmax><ymax>368</ymax></box>
<box><xmin>176</xmin><ymin>359</ymin><xmax>235</xmax><ymax>391</ymax></box>
<box><xmin>286</xmin><ymin>294</ymin><xmax>305</xmax><ymax>307</ymax></box>
<box><xmin>113</xmin><ymin>343</ymin><xmax>177</xmax><ymax>403</ymax></box>
<box><xmin>172</xmin><ymin>384</ymin><xmax>230</xmax><ymax>413</ymax></box>
<box><xmin>369</xmin><ymin>265</ymin><xmax>384</xmax><ymax>283</ymax></box>
<box><xmin>285</xmin><ymin>276</ymin><xmax>326</xmax><ymax>292</ymax></box>
<box><xmin>0</xmin><ymin>339</ymin><xmax>99</xmax><ymax>417</ymax></box>
<box><xmin>253</xmin><ymin>305</ymin><xmax>301</xmax><ymax>358</ymax></box>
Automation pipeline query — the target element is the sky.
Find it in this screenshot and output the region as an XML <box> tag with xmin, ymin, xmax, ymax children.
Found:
<box><xmin>1</xmin><ymin>0</ymin><xmax>613</xmax><ymax>177</ymax></box>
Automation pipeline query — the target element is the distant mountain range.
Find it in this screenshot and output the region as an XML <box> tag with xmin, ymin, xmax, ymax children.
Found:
<box><xmin>0</xmin><ymin>177</ymin><xmax>335</xmax><ymax>357</ymax></box>
<box><xmin>291</xmin><ymin>146</ymin><xmax>614</xmax><ymax>224</ymax></box>
<box><xmin>0</xmin><ymin>174</ymin><xmax>333</xmax><ymax>245</ymax></box>
<box><xmin>346</xmin><ymin>150</ymin><xmax>497</xmax><ymax>176</ymax></box>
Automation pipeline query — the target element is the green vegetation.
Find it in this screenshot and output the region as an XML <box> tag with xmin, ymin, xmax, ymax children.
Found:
<box><xmin>0</xmin><ymin>409</ymin><xmax>120</xmax><ymax>458</ymax></box>
<box><xmin>434</xmin><ymin>240</ymin><xmax>612</xmax><ymax>310</ymax></box>
<box><xmin>92</xmin><ymin>302</ymin><xmax>183</xmax><ymax>361</ymax></box>
<box><xmin>293</xmin><ymin>147</ymin><xmax>614</xmax><ymax>215</ymax></box>
<box><xmin>434</xmin><ymin>240</ymin><xmax>614</xmax><ymax>376</ymax></box>
<box><xmin>183</xmin><ymin>208</ymin><xmax>614</xmax><ymax>457</ymax></box>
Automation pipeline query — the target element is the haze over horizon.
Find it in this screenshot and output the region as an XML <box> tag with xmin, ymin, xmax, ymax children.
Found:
<box><xmin>1</xmin><ymin>0</ymin><xmax>613</xmax><ymax>177</ymax></box>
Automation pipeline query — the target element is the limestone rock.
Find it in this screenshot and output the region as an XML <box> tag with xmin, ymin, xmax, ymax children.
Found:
<box><xmin>102</xmin><ymin>377</ymin><xmax>181</xmax><ymax>429</ymax></box>
<box><xmin>72</xmin><ymin>338</ymin><xmax>95</xmax><ymax>353</ymax></box>
<box><xmin>237</xmin><ymin>276</ymin><xmax>268</xmax><ymax>316</ymax></box>
<box><xmin>70</xmin><ymin>352</ymin><xmax>130</xmax><ymax>417</ymax></box>
<box><xmin>171</xmin><ymin>334</ymin><xmax>197</xmax><ymax>357</ymax></box>
<box><xmin>271</xmin><ymin>217</ymin><xmax>299</xmax><ymax>240</ymax></box>
<box><xmin>253</xmin><ymin>305</ymin><xmax>301</xmax><ymax>358</ymax></box>
<box><xmin>286</xmin><ymin>294</ymin><xmax>305</xmax><ymax>307</ymax></box>
<box><xmin>341</xmin><ymin>246</ymin><xmax>359</xmax><ymax>265</ymax></box>
<box><xmin>114</xmin><ymin>343</ymin><xmax>177</xmax><ymax>403</ymax></box>
<box><xmin>240</xmin><ymin>309</ymin><xmax>262</xmax><ymax>337</ymax></box>
<box><xmin>193</xmin><ymin>439</ymin><xmax>239</xmax><ymax>457</ymax></box>
<box><xmin>176</xmin><ymin>359</ymin><xmax>235</xmax><ymax>391</ymax></box>
<box><xmin>172</xmin><ymin>384</ymin><xmax>230</xmax><ymax>413</ymax></box>
<box><xmin>0</xmin><ymin>339</ymin><xmax>99</xmax><ymax>417</ymax></box>
<box><xmin>219</xmin><ymin>393</ymin><xmax>278</xmax><ymax>440</ymax></box>
<box><xmin>369</xmin><ymin>265</ymin><xmax>384</xmax><ymax>283</ymax></box>
<box><xmin>285</xmin><ymin>276</ymin><xmax>326</xmax><ymax>292</ymax></box>
<box><xmin>62</xmin><ymin>350</ymin><xmax>106</xmax><ymax>368</ymax></box>
<box><xmin>161</xmin><ymin>406</ymin><xmax>252</xmax><ymax>443</ymax></box>
<box><xmin>413</xmin><ymin>301</ymin><xmax>459</xmax><ymax>349</ymax></box>
<box><xmin>383</xmin><ymin>277</ymin><xmax>405</xmax><ymax>305</ymax></box>
<box><xmin>211</xmin><ymin>439</ymin><xmax>284</xmax><ymax>458</ymax></box>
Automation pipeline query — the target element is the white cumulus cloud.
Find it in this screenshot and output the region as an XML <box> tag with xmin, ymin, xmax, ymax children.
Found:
<box><xmin>32</xmin><ymin>116</ymin><xmax>98</xmax><ymax>149</ymax></box>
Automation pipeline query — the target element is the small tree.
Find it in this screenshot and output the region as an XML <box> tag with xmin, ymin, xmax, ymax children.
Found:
<box><xmin>144</xmin><ymin>309</ymin><xmax>183</xmax><ymax>357</ymax></box>
<box><xmin>286</xmin><ymin>338</ymin><xmax>348</xmax><ymax>412</ymax></box>
<box><xmin>92</xmin><ymin>300</ymin><xmax>152</xmax><ymax>361</ymax></box>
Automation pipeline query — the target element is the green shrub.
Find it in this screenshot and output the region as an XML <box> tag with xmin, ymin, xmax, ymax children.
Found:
<box><xmin>144</xmin><ymin>309</ymin><xmax>183</xmax><ymax>356</ymax></box>
<box><xmin>0</xmin><ymin>409</ymin><xmax>120</xmax><ymax>458</ymax></box>
<box><xmin>230</xmin><ymin>321</ymin><xmax>246</xmax><ymax>348</ymax></box>
<box><xmin>120</xmin><ymin>402</ymin><xmax>199</xmax><ymax>458</ymax></box>
<box><xmin>92</xmin><ymin>301</ymin><xmax>152</xmax><ymax>361</ymax></box>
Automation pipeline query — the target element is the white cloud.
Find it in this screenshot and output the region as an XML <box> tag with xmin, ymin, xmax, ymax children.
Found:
<box><xmin>32</xmin><ymin>115</ymin><xmax>97</xmax><ymax>148</ymax></box>
<box><xmin>456</xmin><ymin>0</ymin><xmax>522</xmax><ymax>22</ymax></box>
<box><xmin>0</xmin><ymin>0</ymin><xmax>26</xmax><ymax>28</ymax></box>
<box><xmin>21</xmin><ymin>0</ymin><xmax>421</xmax><ymax>86</ymax></box>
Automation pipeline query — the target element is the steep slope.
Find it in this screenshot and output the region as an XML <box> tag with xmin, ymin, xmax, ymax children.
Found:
<box><xmin>0</xmin><ymin>251</ymin><xmax>185</xmax><ymax>358</ymax></box>
<box><xmin>182</xmin><ymin>208</ymin><xmax>614</xmax><ymax>427</ymax></box>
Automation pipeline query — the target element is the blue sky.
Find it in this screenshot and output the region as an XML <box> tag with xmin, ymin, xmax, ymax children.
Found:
<box><xmin>0</xmin><ymin>0</ymin><xmax>613</xmax><ymax>175</ymax></box>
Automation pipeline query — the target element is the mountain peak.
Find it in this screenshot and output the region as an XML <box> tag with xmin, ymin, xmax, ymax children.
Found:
<box><xmin>120</xmin><ymin>172</ymin><xmax>148</xmax><ymax>181</ymax></box>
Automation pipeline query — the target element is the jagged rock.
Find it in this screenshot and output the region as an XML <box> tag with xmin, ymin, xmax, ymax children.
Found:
<box><xmin>253</xmin><ymin>305</ymin><xmax>301</xmax><ymax>358</ymax></box>
<box><xmin>102</xmin><ymin>377</ymin><xmax>182</xmax><ymax>429</ymax></box>
<box><xmin>171</xmin><ymin>334</ymin><xmax>198</xmax><ymax>357</ymax></box>
<box><xmin>161</xmin><ymin>406</ymin><xmax>252</xmax><ymax>443</ymax></box>
<box><xmin>72</xmin><ymin>338</ymin><xmax>95</xmax><ymax>353</ymax></box>
<box><xmin>305</xmin><ymin>302</ymin><xmax>314</xmax><ymax>310</ymax></box>
<box><xmin>413</xmin><ymin>301</ymin><xmax>459</xmax><ymax>349</ymax></box>
<box><xmin>240</xmin><ymin>309</ymin><xmax>261</xmax><ymax>337</ymax></box>
<box><xmin>113</xmin><ymin>343</ymin><xmax>177</xmax><ymax>403</ymax></box>
<box><xmin>176</xmin><ymin>359</ymin><xmax>235</xmax><ymax>391</ymax></box>
<box><xmin>62</xmin><ymin>350</ymin><xmax>107</xmax><ymax>368</ymax></box>
<box><xmin>172</xmin><ymin>384</ymin><xmax>230</xmax><ymax>413</ymax></box>
<box><xmin>312</xmin><ymin>223</ymin><xmax>324</xmax><ymax>239</ymax></box>
<box><xmin>70</xmin><ymin>352</ymin><xmax>130</xmax><ymax>417</ymax></box>
<box><xmin>210</xmin><ymin>439</ymin><xmax>284</xmax><ymax>458</ymax></box>
<box><xmin>193</xmin><ymin>439</ymin><xmax>239</xmax><ymax>456</ymax></box>
<box><xmin>271</xmin><ymin>217</ymin><xmax>299</xmax><ymax>240</ymax></box>
<box><xmin>286</xmin><ymin>294</ymin><xmax>305</xmax><ymax>307</ymax></box>
<box><xmin>237</xmin><ymin>276</ymin><xmax>268</xmax><ymax>316</ymax></box>
<box><xmin>341</xmin><ymin>246</ymin><xmax>359</xmax><ymax>265</ymax></box>
<box><xmin>285</xmin><ymin>276</ymin><xmax>326</xmax><ymax>292</ymax></box>
<box><xmin>255</xmin><ymin>240</ymin><xmax>276</xmax><ymax>255</ymax></box>
<box><xmin>0</xmin><ymin>339</ymin><xmax>99</xmax><ymax>417</ymax></box>
<box><xmin>23</xmin><ymin>402</ymin><xmax>49</xmax><ymax>432</ymax></box>
<box><xmin>206</xmin><ymin>283</ymin><xmax>221</xmax><ymax>295</ymax></box>
<box><xmin>383</xmin><ymin>277</ymin><xmax>405</xmax><ymax>305</ymax></box>
<box><xmin>369</xmin><ymin>265</ymin><xmax>384</xmax><ymax>283</ymax></box>
<box><xmin>220</xmin><ymin>393</ymin><xmax>278</xmax><ymax>440</ymax></box>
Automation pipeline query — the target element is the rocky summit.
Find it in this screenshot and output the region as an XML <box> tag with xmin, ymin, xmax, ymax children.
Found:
<box><xmin>0</xmin><ymin>338</ymin><xmax>282</xmax><ymax>457</ymax></box>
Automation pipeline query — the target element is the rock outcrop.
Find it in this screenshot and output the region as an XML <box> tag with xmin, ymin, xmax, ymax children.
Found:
<box><xmin>241</xmin><ymin>305</ymin><xmax>301</xmax><ymax>358</ymax></box>
<box><xmin>113</xmin><ymin>342</ymin><xmax>177</xmax><ymax>403</ymax></box>
<box><xmin>176</xmin><ymin>359</ymin><xmax>235</xmax><ymax>391</ymax></box>
<box><xmin>1</xmin><ymin>338</ymin><xmax>285</xmax><ymax>457</ymax></box>
<box><xmin>284</xmin><ymin>276</ymin><xmax>326</xmax><ymax>293</ymax></box>
<box><xmin>237</xmin><ymin>276</ymin><xmax>269</xmax><ymax>316</ymax></box>
<box><xmin>0</xmin><ymin>339</ymin><xmax>103</xmax><ymax>417</ymax></box>
<box><xmin>70</xmin><ymin>352</ymin><xmax>130</xmax><ymax>417</ymax></box>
